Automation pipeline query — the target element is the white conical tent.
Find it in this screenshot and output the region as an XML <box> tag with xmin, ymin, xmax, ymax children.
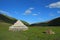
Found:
<box><xmin>12</xmin><ymin>20</ymin><xmax>26</xmax><ymax>27</ymax></box>
<box><xmin>9</xmin><ymin>20</ymin><xmax>28</xmax><ymax>31</ymax></box>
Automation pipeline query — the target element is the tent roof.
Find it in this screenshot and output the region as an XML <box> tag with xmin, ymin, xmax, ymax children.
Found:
<box><xmin>11</xmin><ymin>20</ymin><xmax>27</xmax><ymax>27</ymax></box>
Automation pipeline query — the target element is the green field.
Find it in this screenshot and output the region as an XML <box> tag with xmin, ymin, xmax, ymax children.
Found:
<box><xmin>0</xmin><ymin>22</ymin><xmax>60</xmax><ymax>40</ymax></box>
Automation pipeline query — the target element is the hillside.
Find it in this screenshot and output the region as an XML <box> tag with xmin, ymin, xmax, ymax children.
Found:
<box><xmin>0</xmin><ymin>13</ymin><xmax>17</xmax><ymax>24</ymax></box>
<box><xmin>0</xmin><ymin>13</ymin><xmax>29</xmax><ymax>26</ymax></box>
<box><xmin>0</xmin><ymin>14</ymin><xmax>60</xmax><ymax>40</ymax></box>
<box><xmin>48</xmin><ymin>17</ymin><xmax>60</xmax><ymax>26</ymax></box>
<box><xmin>0</xmin><ymin>22</ymin><xmax>60</xmax><ymax>40</ymax></box>
<box><xmin>30</xmin><ymin>22</ymin><xmax>48</xmax><ymax>26</ymax></box>
<box><xmin>31</xmin><ymin>17</ymin><xmax>60</xmax><ymax>26</ymax></box>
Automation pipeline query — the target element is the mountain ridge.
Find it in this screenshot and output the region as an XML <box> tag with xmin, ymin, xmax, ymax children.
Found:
<box><xmin>0</xmin><ymin>13</ymin><xmax>29</xmax><ymax>26</ymax></box>
<box><xmin>30</xmin><ymin>17</ymin><xmax>60</xmax><ymax>26</ymax></box>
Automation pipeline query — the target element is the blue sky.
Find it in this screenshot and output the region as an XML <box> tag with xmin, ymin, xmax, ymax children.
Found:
<box><xmin>0</xmin><ymin>0</ymin><xmax>60</xmax><ymax>24</ymax></box>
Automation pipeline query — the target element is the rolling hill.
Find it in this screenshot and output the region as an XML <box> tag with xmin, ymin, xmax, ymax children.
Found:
<box><xmin>0</xmin><ymin>13</ymin><xmax>60</xmax><ymax>40</ymax></box>
<box><xmin>31</xmin><ymin>17</ymin><xmax>60</xmax><ymax>26</ymax></box>
<box><xmin>0</xmin><ymin>13</ymin><xmax>17</xmax><ymax>24</ymax></box>
<box><xmin>48</xmin><ymin>17</ymin><xmax>60</xmax><ymax>26</ymax></box>
<box><xmin>0</xmin><ymin>13</ymin><xmax>29</xmax><ymax>26</ymax></box>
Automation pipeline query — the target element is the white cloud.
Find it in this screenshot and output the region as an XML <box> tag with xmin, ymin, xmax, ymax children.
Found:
<box><xmin>32</xmin><ymin>12</ymin><xmax>40</xmax><ymax>16</ymax></box>
<box><xmin>24</xmin><ymin>7</ymin><xmax>34</xmax><ymax>15</ymax></box>
<box><xmin>49</xmin><ymin>14</ymin><xmax>55</xmax><ymax>16</ymax></box>
<box><xmin>25</xmin><ymin>10</ymin><xmax>31</xmax><ymax>14</ymax></box>
<box><xmin>46</xmin><ymin>1</ymin><xmax>60</xmax><ymax>8</ymax></box>
<box><xmin>32</xmin><ymin>14</ymin><xmax>38</xmax><ymax>16</ymax></box>
<box><xmin>29</xmin><ymin>8</ymin><xmax>34</xmax><ymax>10</ymax></box>
<box><xmin>0</xmin><ymin>10</ymin><xmax>9</xmax><ymax>14</ymax></box>
<box><xmin>57</xmin><ymin>11</ymin><xmax>60</xmax><ymax>14</ymax></box>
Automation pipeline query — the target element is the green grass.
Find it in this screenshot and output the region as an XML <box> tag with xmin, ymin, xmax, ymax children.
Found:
<box><xmin>0</xmin><ymin>22</ymin><xmax>60</xmax><ymax>40</ymax></box>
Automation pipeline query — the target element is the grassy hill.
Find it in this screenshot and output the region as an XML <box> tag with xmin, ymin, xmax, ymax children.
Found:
<box><xmin>31</xmin><ymin>17</ymin><xmax>60</xmax><ymax>26</ymax></box>
<box><xmin>0</xmin><ymin>14</ymin><xmax>60</xmax><ymax>40</ymax></box>
<box><xmin>0</xmin><ymin>22</ymin><xmax>60</xmax><ymax>40</ymax></box>
<box><xmin>0</xmin><ymin>13</ymin><xmax>29</xmax><ymax>26</ymax></box>
<box><xmin>48</xmin><ymin>17</ymin><xmax>60</xmax><ymax>26</ymax></box>
<box><xmin>0</xmin><ymin>13</ymin><xmax>17</xmax><ymax>24</ymax></box>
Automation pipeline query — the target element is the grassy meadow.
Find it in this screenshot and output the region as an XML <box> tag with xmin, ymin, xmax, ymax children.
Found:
<box><xmin>0</xmin><ymin>22</ymin><xmax>60</xmax><ymax>40</ymax></box>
